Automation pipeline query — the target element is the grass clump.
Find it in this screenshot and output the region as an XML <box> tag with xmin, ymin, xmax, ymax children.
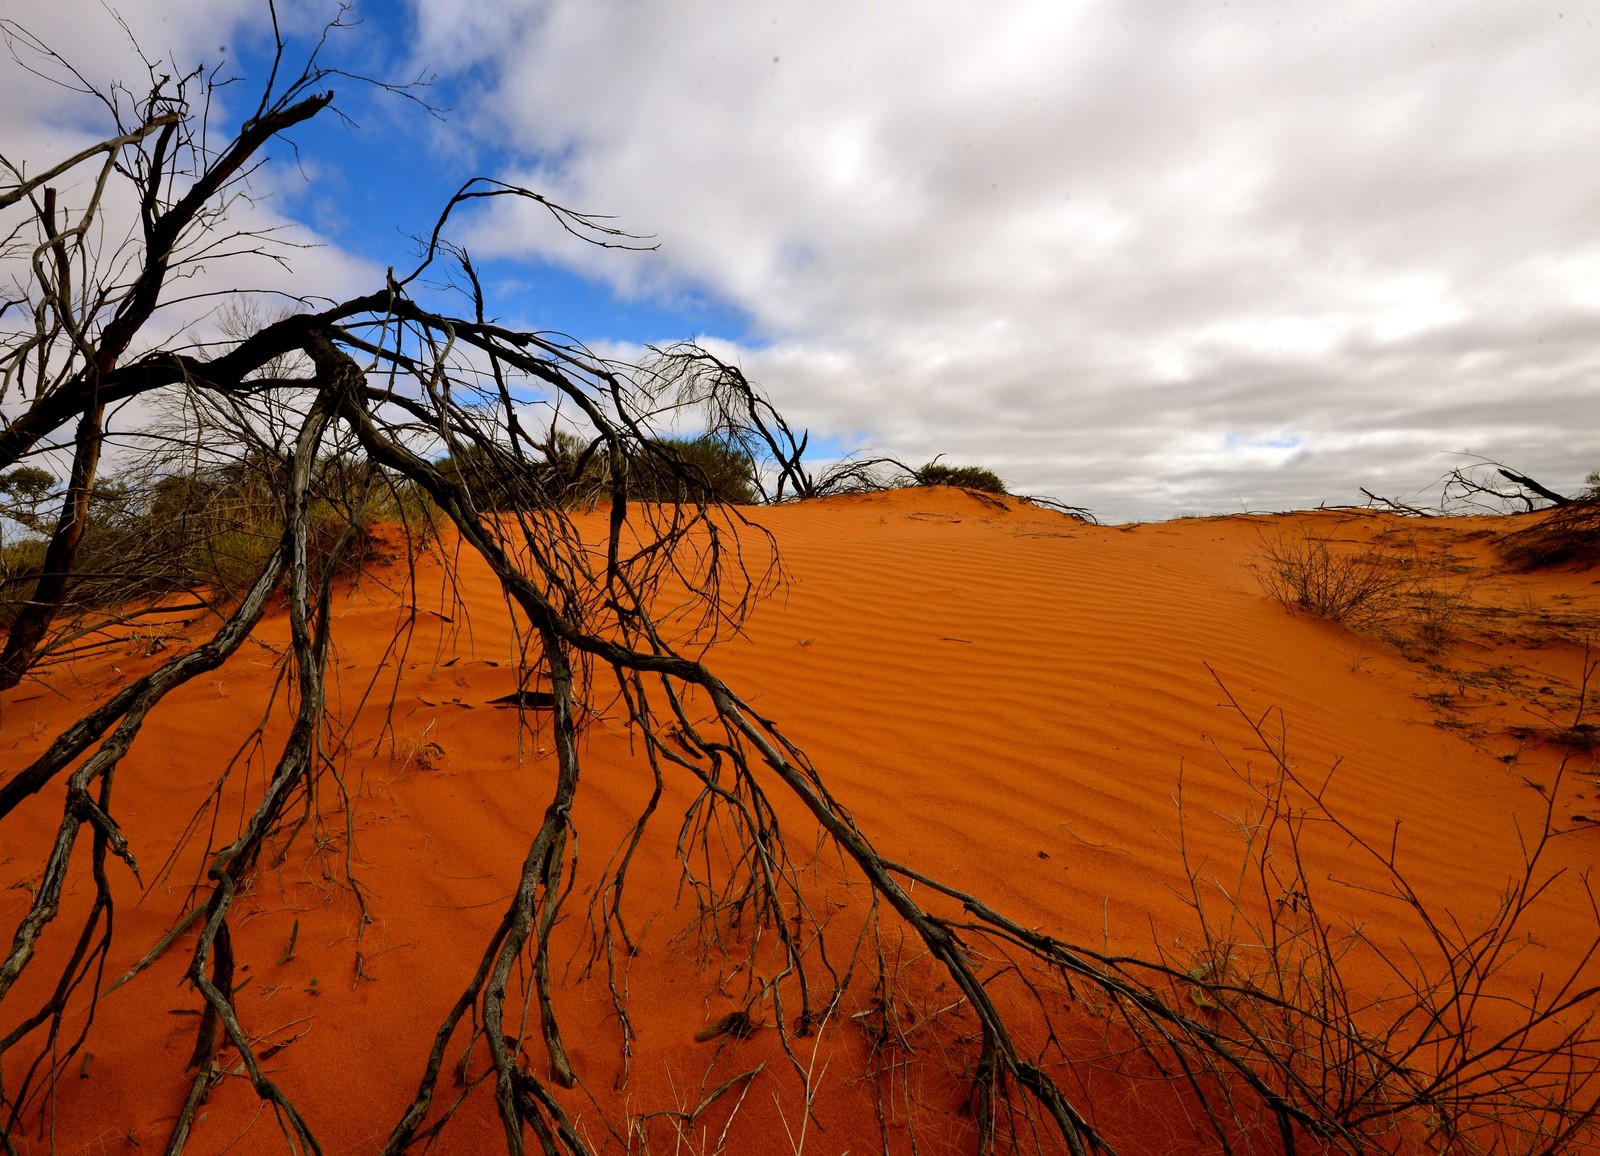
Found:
<box><xmin>1254</xmin><ymin>528</ymin><xmax>1483</xmax><ymax>659</ymax></box>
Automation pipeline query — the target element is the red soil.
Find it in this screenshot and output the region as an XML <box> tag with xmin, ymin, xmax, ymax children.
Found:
<box><xmin>3</xmin><ymin>488</ymin><xmax>1597</xmax><ymax>1153</ymax></box>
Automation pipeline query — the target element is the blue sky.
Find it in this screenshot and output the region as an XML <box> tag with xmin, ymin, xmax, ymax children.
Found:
<box><xmin>227</xmin><ymin>8</ymin><xmax>758</xmax><ymax>344</ymax></box>
<box><xmin>7</xmin><ymin>1</ymin><xmax>1600</xmax><ymax>520</ymax></box>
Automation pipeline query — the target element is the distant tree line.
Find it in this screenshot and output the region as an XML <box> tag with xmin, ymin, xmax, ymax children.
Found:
<box><xmin>2</xmin><ymin>423</ymin><xmax>1022</xmax><ymax>629</ymax></box>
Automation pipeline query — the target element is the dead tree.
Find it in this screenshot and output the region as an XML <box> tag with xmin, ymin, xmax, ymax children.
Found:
<box><xmin>1437</xmin><ymin>456</ymin><xmax>1575</xmax><ymax>514</ymax></box>
<box><xmin>1496</xmin><ymin>467</ymin><xmax>1573</xmax><ymax>508</ymax></box>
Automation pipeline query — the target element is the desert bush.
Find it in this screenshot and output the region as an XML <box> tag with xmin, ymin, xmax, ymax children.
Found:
<box><xmin>910</xmin><ymin>459</ymin><xmax>1009</xmax><ymax>494</ymax></box>
<box><xmin>1253</xmin><ymin>529</ymin><xmax>1478</xmax><ymax>654</ymax></box>
<box><xmin>0</xmin><ymin>479</ymin><xmax>182</xmax><ymax>628</ymax></box>
<box><xmin>0</xmin><ymin>537</ymin><xmax>47</xmax><ymax>605</ymax></box>
<box><xmin>0</xmin><ymin>466</ymin><xmax>56</xmax><ymax>533</ymax></box>
<box><xmin>1500</xmin><ymin>497</ymin><xmax>1600</xmax><ymax>569</ymax></box>
<box><xmin>0</xmin><ymin>446</ymin><xmax>413</xmax><ymax>634</ymax></box>
<box><xmin>0</xmin><ymin>468</ymin><xmax>56</xmax><ymax>616</ymax></box>
<box><xmin>159</xmin><ymin>453</ymin><xmax>422</xmax><ymax>602</ymax></box>
<box><xmin>437</xmin><ymin>438</ymin><xmax>579</xmax><ymax>511</ymax></box>
<box><xmin>1253</xmin><ymin>531</ymin><xmax>1423</xmax><ymax>630</ymax></box>
<box><xmin>438</xmin><ymin>430</ymin><xmax>758</xmax><ymax>509</ymax></box>
<box><xmin>629</xmin><ymin>434</ymin><xmax>760</xmax><ymax>504</ymax></box>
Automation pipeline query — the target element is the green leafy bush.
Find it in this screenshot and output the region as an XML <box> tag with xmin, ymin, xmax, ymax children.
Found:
<box><xmin>0</xmin><ymin>450</ymin><xmax>421</xmax><ymax>627</ymax></box>
<box><xmin>629</xmin><ymin>435</ymin><xmax>760</xmax><ymax>505</ymax></box>
<box><xmin>438</xmin><ymin>431</ymin><xmax>759</xmax><ymax>508</ymax></box>
<box><xmin>1</xmin><ymin>466</ymin><xmax>57</xmax><ymax>532</ymax></box>
<box><xmin>910</xmin><ymin>460</ymin><xmax>1008</xmax><ymax>494</ymax></box>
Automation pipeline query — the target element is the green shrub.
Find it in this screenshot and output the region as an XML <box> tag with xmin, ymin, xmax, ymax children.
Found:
<box><xmin>0</xmin><ymin>537</ymin><xmax>48</xmax><ymax>613</ymax></box>
<box><xmin>438</xmin><ymin>432</ymin><xmax>759</xmax><ymax>508</ymax></box>
<box><xmin>910</xmin><ymin>461</ymin><xmax>1008</xmax><ymax>494</ymax></box>
<box><xmin>153</xmin><ymin>458</ymin><xmax>404</xmax><ymax>601</ymax></box>
<box><xmin>630</xmin><ymin>435</ymin><xmax>760</xmax><ymax>505</ymax></box>
<box><xmin>438</xmin><ymin>442</ymin><xmax>553</xmax><ymax>511</ymax></box>
<box><xmin>0</xmin><ymin>449</ymin><xmax>416</xmax><ymax>626</ymax></box>
<box><xmin>1</xmin><ymin>466</ymin><xmax>57</xmax><ymax>532</ymax></box>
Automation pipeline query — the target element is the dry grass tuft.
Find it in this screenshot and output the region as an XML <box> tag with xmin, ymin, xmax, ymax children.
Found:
<box><xmin>1252</xmin><ymin>532</ymin><xmax>1422</xmax><ymax>630</ymax></box>
<box><xmin>1252</xmin><ymin>529</ymin><xmax>1478</xmax><ymax>657</ymax></box>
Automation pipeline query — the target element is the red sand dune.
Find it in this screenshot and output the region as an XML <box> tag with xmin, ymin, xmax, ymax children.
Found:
<box><xmin>3</xmin><ymin>487</ymin><xmax>1598</xmax><ymax>1153</ymax></box>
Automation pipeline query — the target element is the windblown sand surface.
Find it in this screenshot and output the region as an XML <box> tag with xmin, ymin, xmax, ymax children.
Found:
<box><xmin>3</xmin><ymin>488</ymin><xmax>1598</xmax><ymax>1153</ymax></box>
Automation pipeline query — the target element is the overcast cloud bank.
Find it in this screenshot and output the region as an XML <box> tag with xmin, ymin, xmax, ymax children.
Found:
<box><xmin>9</xmin><ymin>2</ymin><xmax>1600</xmax><ymax>520</ymax></box>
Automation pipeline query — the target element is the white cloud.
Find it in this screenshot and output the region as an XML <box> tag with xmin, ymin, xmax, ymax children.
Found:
<box><xmin>1</xmin><ymin>2</ymin><xmax>381</xmax><ymax>346</ymax></box>
<box><xmin>0</xmin><ymin>0</ymin><xmax>388</xmax><ymax>498</ymax></box>
<box><xmin>10</xmin><ymin>2</ymin><xmax>1600</xmax><ymax>520</ymax></box>
<box><xmin>388</xmin><ymin>0</ymin><xmax>1600</xmax><ymax>519</ymax></box>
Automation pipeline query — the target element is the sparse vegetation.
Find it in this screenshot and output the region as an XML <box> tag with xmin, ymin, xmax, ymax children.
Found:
<box><xmin>1169</xmin><ymin>674</ymin><xmax>1600</xmax><ymax>1152</ymax></box>
<box><xmin>437</xmin><ymin>428</ymin><xmax>759</xmax><ymax>510</ymax></box>
<box><xmin>1501</xmin><ymin>492</ymin><xmax>1600</xmax><ymax>570</ymax></box>
<box><xmin>1253</xmin><ymin>530</ymin><xmax>1424</xmax><ymax>630</ymax></box>
<box><xmin>0</xmin><ymin>435</ymin><xmax>426</xmax><ymax>641</ymax></box>
<box><xmin>1363</xmin><ymin>456</ymin><xmax>1600</xmax><ymax>572</ymax></box>
<box><xmin>909</xmin><ymin>459</ymin><xmax>1009</xmax><ymax>494</ymax></box>
<box><xmin>1251</xmin><ymin>526</ymin><xmax>1483</xmax><ymax>659</ymax></box>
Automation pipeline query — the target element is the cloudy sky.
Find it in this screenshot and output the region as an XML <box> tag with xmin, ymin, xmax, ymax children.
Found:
<box><xmin>8</xmin><ymin>0</ymin><xmax>1600</xmax><ymax>520</ymax></box>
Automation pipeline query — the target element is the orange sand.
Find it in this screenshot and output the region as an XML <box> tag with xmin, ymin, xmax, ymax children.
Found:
<box><xmin>3</xmin><ymin>488</ymin><xmax>1597</xmax><ymax>1153</ymax></box>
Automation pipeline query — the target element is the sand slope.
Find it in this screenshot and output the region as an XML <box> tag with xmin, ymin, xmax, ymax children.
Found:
<box><xmin>3</xmin><ymin>488</ymin><xmax>1597</xmax><ymax>1153</ymax></box>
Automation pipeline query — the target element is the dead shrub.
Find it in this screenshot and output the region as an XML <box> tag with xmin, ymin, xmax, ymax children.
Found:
<box><xmin>1165</xmin><ymin>674</ymin><xmax>1600</xmax><ymax>1152</ymax></box>
<box><xmin>1501</xmin><ymin>499</ymin><xmax>1600</xmax><ymax>570</ymax></box>
<box><xmin>1252</xmin><ymin>531</ymin><xmax>1421</xmax><ymax>630</ymax></box>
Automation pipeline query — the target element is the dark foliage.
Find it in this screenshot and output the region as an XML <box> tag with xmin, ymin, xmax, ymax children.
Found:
<box><xmin>911</xmin><ymin>459</ymin><xmax>1009</xmax><ymax>494</ymax></box>
<box><xmin>1500</xmin><ymin>497</ymin><xmax>1600</xmax><ymax>569</ymax></box>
